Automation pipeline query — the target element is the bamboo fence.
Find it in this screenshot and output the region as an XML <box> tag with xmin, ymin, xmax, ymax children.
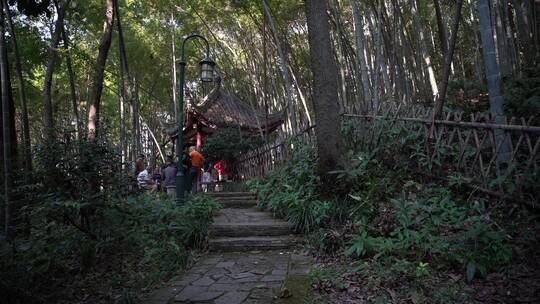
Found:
<box><xmin>235</xmin><ymin>103</ymin><xmax>539</xmax><ymax>203</ymax></box>
<box><xmin>234</xmin><ymin>124</ymin><xmax>315</xmax><ymax>180</ymax></box>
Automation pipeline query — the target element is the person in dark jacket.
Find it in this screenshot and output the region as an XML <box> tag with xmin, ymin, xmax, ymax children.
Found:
<box><xmin>163</xmin><ymin>158</ymin><xmax>178</xmax><ymax>198</ymax></box>
<box><xmin>182</xmin><ymin>148</ymin><xmax>192</xmax><ymax>194</ymax></box>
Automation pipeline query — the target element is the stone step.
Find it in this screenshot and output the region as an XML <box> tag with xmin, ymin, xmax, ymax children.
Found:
<box><xmin>215</xmin><ymin>196</ymin><xmax>257</xmax><ymax>202</ymax></box>
<box><xmin>211</xmin><ymin>222</ymin><xmax>291</xmax><ymax>237</ymax></box>
<box><xmin>213</xmin><ymin>208</ymin><xmax>275</xmax><ymax>223</ymax></box>
<box><xmin>209</xmin><ymin>236</ymin><xmax>295</xmax><ymax>252</ymax></box>
<box><xmin>208</xmin><ymin>192</ymin><xmax>257</xmax><ymax>198</ymax></box>
<box><xmin>218</xmin><ymin>200</ymin><xmax>257</xmax><ymax>208</ymax></box>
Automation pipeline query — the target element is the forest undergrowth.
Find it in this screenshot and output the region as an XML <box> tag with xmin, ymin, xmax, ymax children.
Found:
<box><xmin>0</xmin><ymin>140</ymin><xmax>222</xmax><ymax>304</ymax></box>
<box><xmin>248</xmin><ymin>121</ymin><xmax>540</xmax><ymax>303</ymax></box>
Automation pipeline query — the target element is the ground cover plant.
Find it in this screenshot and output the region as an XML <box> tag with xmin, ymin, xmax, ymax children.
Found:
<box><xmin>0</xmin><ymin>140</ymin><xmax>221</xmax><ymax>303</ymax></box>
<box><xmin>248</xmin><ymin>121</ymin><xmax>540</xmax><ymax>303</ymax></box>
<box><xmin>1</xmin><ymin>194</ymin><xmax>220</xmax><ymax>303</ymax></box>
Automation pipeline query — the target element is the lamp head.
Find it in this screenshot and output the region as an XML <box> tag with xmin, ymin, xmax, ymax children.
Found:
<box><xmin>199</xmin><ymin>56</ymin><xmax>216</xmax><ymax>82</ymax></box>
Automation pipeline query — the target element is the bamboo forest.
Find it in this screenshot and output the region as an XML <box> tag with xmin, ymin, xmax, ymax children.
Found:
<box><xmin>1</xmin><ymin>0</ymin><xmax>539</xmax><ymax>303</ymax></box>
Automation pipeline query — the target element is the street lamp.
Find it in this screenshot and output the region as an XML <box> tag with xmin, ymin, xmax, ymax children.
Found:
<box><xmin>200</xmin><ymin>56</ymin><xmax>216</xmax><ymax>82</ymax></box>
<box><xmin>176</xmin><ymin>34</ymin><xmax>215</xmax><ymax>206</ymax></box>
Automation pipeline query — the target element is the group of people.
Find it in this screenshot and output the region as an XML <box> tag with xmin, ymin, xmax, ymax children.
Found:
<box><xmin>134</xmin><ymin>146</ymin><xmax>229</xmax><ymax>197</ymax></box>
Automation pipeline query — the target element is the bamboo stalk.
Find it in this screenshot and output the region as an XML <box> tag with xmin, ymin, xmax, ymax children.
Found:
<box><xmin>138</xmin><ymin>114</ymin><xmax>165</xmax><ymax>163</ymax></box>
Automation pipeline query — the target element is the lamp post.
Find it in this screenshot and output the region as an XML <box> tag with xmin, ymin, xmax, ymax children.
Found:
<box><xmin>176</xmin><ymin>34</ymin><xmax>215</xmax><ymax>206</ymax></box>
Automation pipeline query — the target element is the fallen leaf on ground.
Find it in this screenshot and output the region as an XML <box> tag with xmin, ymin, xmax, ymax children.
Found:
<box><xmin>279</xmin><ymin>287</ymin><xmax>291</xmax><ymax>298</ymax></box>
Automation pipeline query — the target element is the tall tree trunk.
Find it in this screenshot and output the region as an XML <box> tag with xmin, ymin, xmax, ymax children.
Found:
<box><xmin>366</xmin><ymin>5</ymin><xmax>382</xmax><ymax>104</ymax></box>
<box><xmin>288</xmin><ymin>63</ymin><xmax>312</xmax><ymax>125</ymax></box>
<box><xmin>304</xmin><ymin>0</ymin><xmax>344</xmax><ymax>180</ymax></box>
<box><xmin>380</xmin><ymin>1</ymin><xmax>396</xmax><ymax>97</ymax></box>
<box><xmin>43</xmin><ymin>0</ymin><xmax>68</xmax><ymax>141</ymax></box>
<box><xmin>492</xmin><ymin>0</ymin><xmax>512</xmax><ymax>75</ymax></box>
<box><xmin>535</xmin><ymin>0</ymin><xmax>540</xmax><ymax>61</ymax></box>
<box><xmin>171</xmin><ymin>13</ymin><xmax>178</xmax><ymax>121</ymax></box>
<box><xmin>130</xmin><ymin>98</ymin><xmax>136</xmax><ymax>162</ymax></box>
<box><xmin>261</xmin><ymin>0</ymin><xmax>297</xmax><ymax>133</ymax></box>
<box><xmin>4</xmin><ymin>0</ymin><xmax>30</xmax><ymax>171</ymax></box>
<box><xmin>131</xmin><ymin>76</ymin><xmax>140</xmax><ymax>161</ymax></box>
<box><xmin>351</xmin><ymin>0</ymin><xmax>372</xmax><ymax>111</ymax></box>
<box><xmin>135</xmin><ymin>80</ymin><xmax>141</xmax><ymax>155</ymax></box>
<box><xmin>118</xmin><ymin>57</ymin><xmax>126</xmax><ymax>164</ymax></box>
<box><xmin>61</xmin><ymin>24</ymin><xmax>80</xmax><ymax>141</ymax></box>
<box><xmin>391</xmin><ymin>0</ymin><xmax>408</xmax><ymax>100</ymax></box>
<box><xmin>467</xmin><ymin>0</ymin><xmax>484</xmax><ymax>83</ymax></box>
<box><xmin>331</xmin><ymin>0</ymin><xmax>349</xmax><ymax>107</ymax></box>
<box><xmin>477</xmin><ymin>0</ymin><xmax>511</xmax><ymax>162</ymax></box>
<box><xmin>433</xmin><ymin>0</ymin><xmax>449</xmax><ymax>56</ymax></box>
<box><xmin>0</xmin><ymin>0</ymin><xmax>12</xmax><ymax>237</ymax></box>
<box><xmin>117</xmin><ymin>73</ymin><xmax>125</xmax><ymax>166</ymax></box>
<box><xmin>392</xmin><ymin>0</ymin><xmax>418</xmax><ymax>100</ymax></box>
<box><xmin>0</xmin><ymin>86</ymin><xmax>3</xmax><ymax>232</ymax></box>
<box><xmin>433</xmin><ymin>0</ymin><xmax>464</xmax><ymax>118</ymax></box>
<box><xmin>114</xmin><ymin>0</ymin><xmax>129</xmax><ymax>83</ymax></box>
<box><xmin>262</xmin><ymin>12</ymin><xmax>269</xmax><ymax>141</ymax></box>
<box><xmin>502</xmin><ymin>0</ymin><xmax>518</xmax><ymax>72</ymax></box>
<box><xmin>513</xmin><ymin>0</ymin><xmax>533</xmax><ymax>67</ymax></box>
<box><xmin>247</xmin><ymin>85</ymin><xmax>266</xmax><ymax>141</ymax></box>
<box><xmin>411</xmin><ymin>0</ymin><xmax>438</xmax><ymax>99</ymax></box>
<box><xmin>114</xmin><ymin>0</ymin><xmax>129</xmax><ymax>164</ymax></box>
<box><xmin>374</xmin><ymin>0</ymin><xmax>390</xmax><ymax>95</ymax></box>
<box><xmin>87</xmin><ymin>0</ymin><xmax>114</xmax><ymax>140</ymax></box>
<box><xmin>384</xmin><ymin>0</ymin><xmax>405</xmax><ymax>100</ymax></box>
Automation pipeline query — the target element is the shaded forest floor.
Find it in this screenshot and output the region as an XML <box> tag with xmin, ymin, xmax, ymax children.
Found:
<box><xmin>0</xmin><ymin>195</ymin><xmax>222</xmax><ymax>304</ymax></box>
<box><xmin>305</xmin><ymin>212</ymin><xmax>540</xmax><ymax>304</ymax></box>
<box><xmin>11</xmin><ymin>190</ymin><xmax>535</xmax><ymax>304</ymax></box>
<box><xmin>247</xmin><ymin>138</ymin><xmax>540</xmax><ymax>304</ymax></box>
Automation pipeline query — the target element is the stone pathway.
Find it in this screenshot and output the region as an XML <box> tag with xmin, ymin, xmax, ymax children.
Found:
<box><xmin>209</xmin><ymin>192</ymin><xmax>296</xmax><ymax>251</ymax></box>
<box><xmin>143</xmin><ymin>192</ymin><xmax>312</xmax><ymax>304</ymax></box>
<box><xmin>144</xmin><ymin>251</ymin><xmax>311</xmax><ymax>304</ymax></box>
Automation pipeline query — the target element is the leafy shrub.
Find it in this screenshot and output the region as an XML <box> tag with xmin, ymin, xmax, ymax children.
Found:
<box><xmin>202</xmin><ymin>126</ymin><xmax>263</xmax><ymax>163</ymax></box>
<box><xmin>34</xmin><ymin>138</ymin><xmax>128</xmax><ymax>200</ymax></box>
<box><xmin>287</xmin><ymin>199</ymin><xmax>331</xmax><ymax>234</ymax></box>
<box><xmin>309</xmin><ymin>266</ymin><xmax>348</xmax><ymax>291</ymax></box>
<box><xmin>345</xmin><ymin>187</ymin><xmax>512</xmax><ymax>283</ymax></box>
<box><xmin>27</xmin><ymin>139</ymin><xmax>131</xmax><ymax>243</ymax></box>
<box><xmin>503</xmin><ymin>64</ymin><xmax>540</xmax><ymax>121</ymax></box>
<box><xmin>116</xmin><ymin>194</ymin><xmax>221</xmax><ymax>284</ymax></box>
<box><xmin>309</xmin><ymin>228</ymin><xmax>346</xmax><ymax>254</ymax></box>
<box><xmin>446</xmin><ymin>76</ymin><xmax>488</xmax><ymax>113</ymax></box>
<box><xmin>248</xmin><ymin>141</ymin><xmax>331</xmax><ymax>233</ymax></box>
<box><xmin>0</xmin><ymin>137</ymin><xmax>221</xmax><ymax>303</ymax></box>
<box><xmin>249</xmin><ymin>118</ymin><xmax>515</xmax><ymax>285</ymax></box>
<box><xmin>173</xmin><ymin>195</ymin><xmax>222</xmax><ymax>248</ymax></box>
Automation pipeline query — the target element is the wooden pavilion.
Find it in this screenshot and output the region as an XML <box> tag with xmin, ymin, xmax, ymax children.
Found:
<box><xmin>162</xmin><ymin>76</ymin><xmax>284</xmax><ymax>149</ymax></box>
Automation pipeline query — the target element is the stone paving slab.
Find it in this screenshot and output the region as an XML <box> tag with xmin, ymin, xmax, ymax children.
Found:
<box><xmin>213</xmin><ymin>208</ymin><xmax>279</xmax><ymax>224</ymax></box>
<box><xmin>208</xmin><ymin>192</ymin><xmax>257</xmax><ymax>198</ymax></box>
<box><xmin>209</xmin><ymin>235</ymin><xmax>297</xmax><ymax>252</ymax></box>
<box><xmin>142</xmin><ymin>250</ymin><xmax>312</xmax><ymax>304</ymax></box>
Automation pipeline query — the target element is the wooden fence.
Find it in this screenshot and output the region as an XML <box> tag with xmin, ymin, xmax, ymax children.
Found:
<box><xmin>234</xmin><ymin>125</ymin><xmax>316</xmax><ymax>180</ymax></box>
<box><xmin>234</xmin><ymin>103</ymin><xmax>539</xmax><ymax>203</ymax></box>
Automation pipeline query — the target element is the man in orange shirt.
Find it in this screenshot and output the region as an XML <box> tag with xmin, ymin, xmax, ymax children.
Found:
<box><xmin>189</xmin><ymin>146</ymin><xmax>205</xmax><ymax>194</ymax></box>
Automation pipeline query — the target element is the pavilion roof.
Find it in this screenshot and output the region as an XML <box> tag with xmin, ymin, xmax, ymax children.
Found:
<box><xmin>191</xmin><ymin>77</ymin><xmax>284</xmax><ymax>132</ymax></box>
<box><xmin>161</xmin><ymin>76</ymin><xmax>284</xmax><ymax>141</ymax></box>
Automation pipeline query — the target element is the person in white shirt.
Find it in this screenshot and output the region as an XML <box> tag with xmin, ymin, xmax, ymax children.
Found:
<box><xmin>201</xmin><ymin>165</ymin><xmax>213</xmax><ymax>193</ymax></box>
<box><xmin>137</xmin><ymin>166</ymin><xmax>158</xmax><ymax>193</ymax></box>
